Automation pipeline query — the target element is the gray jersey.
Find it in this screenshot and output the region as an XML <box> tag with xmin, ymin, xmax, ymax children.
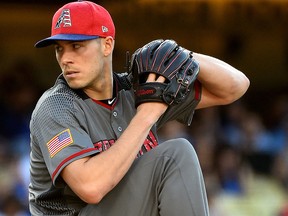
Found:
<box><xmin>29</xmin><ymin>72</ymin><xmax>201</xmax><ymax>215</ymax></box>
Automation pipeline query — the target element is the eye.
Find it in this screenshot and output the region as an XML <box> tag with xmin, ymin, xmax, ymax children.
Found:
<box><xmin>54</xmin><ymin>45</ymin><xmax>63</xmax><ymax>52</ymax></box>
<box><xmin>72</xmin><ymin>43</ymin><xmax>81</xmax><ymax>49</ymax></box>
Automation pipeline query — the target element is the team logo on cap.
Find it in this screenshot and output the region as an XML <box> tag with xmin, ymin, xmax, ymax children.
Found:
<box><xmin>55</xmin><ymin>9</ymin><xmax>72</xmax><ymax>29</ymax></box>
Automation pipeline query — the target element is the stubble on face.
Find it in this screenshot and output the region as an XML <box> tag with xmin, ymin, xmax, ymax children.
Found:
<box><xmin>57</xmin><ymin>39</ymin><xmax>104</xmax><ymax>91</ymax></box>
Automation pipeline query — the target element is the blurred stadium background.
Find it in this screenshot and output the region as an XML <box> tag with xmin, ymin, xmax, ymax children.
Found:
<box><xmin>0</xmin><ymin>0</ymin><xmax>287</xmax><ymax>215</ymax></box>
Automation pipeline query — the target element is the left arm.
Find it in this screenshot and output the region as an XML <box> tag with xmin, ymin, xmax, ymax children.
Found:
<box><xmin>193</xmin><ymin>53</ymin><xmax>250</xmax><ymax>109</ymax></box>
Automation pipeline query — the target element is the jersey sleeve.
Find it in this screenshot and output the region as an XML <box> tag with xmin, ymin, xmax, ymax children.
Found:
<box><xmin>157</xmin><ymin>80</ymin><xmax>202</xmax><ymax>129</ymax></box>
<box><xmin>30</xmin><ymin>91</ymin><xmax>99</xmax><ymax>186</ymax></box>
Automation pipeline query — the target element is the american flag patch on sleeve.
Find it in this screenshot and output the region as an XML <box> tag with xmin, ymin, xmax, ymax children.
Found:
<box><xmin>47</xmin><ymin>129</ymin><xmax>73</xmax><ymax>158</ymax></box>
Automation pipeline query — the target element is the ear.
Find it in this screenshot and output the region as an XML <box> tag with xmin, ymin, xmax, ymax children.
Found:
<box><xmin>102</xmin><ymin>36</ymin><xmax>114</xmax><ymax>57</ymax></box>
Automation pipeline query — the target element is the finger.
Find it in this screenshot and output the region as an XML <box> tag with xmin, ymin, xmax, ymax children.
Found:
<box><xmin>146</xmin><ymin>73</ymin><xmax>156</xmax><ymax>82</ymax></box>
<box><xmin>156</xmin><ymin>75</ymin><xmax>166</xmax><ymax>83</ymax></box>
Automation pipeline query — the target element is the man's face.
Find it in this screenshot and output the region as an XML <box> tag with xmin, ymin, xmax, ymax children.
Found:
<box><xmin>55</xmin><ymin>38</ymin><xmax>104</xmax><ymax>90</ymax></box>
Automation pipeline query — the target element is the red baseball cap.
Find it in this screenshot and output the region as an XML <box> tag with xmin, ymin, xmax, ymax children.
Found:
<box><xmin>35</xmin><ymin>0</ymin><xmax>115</xmax><ymax>48</ymax></box>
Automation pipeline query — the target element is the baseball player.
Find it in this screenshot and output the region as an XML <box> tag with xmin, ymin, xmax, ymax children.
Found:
<box><xmin>29</xmin><ymin>1</ymin><xmax>250</xmax><ymax>215</ymax></box>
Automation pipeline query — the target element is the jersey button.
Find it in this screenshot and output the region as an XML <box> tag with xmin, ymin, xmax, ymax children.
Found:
<box><xmin>113</xmin><ymin>111</ymin><xmax>118</xmax><ymax>117</ymax></box>
<box><xmin>118</xmin><ymin>126</ymin><xmax>122</xmax><ymax>132</ymax></box>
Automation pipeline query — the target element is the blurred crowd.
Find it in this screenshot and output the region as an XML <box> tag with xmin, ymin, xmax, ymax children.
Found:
<box><xmin>0</xmin><ymin>61</ymin><xmax>44</xmax><ymax>216</ymax></box>
<box><xmin>158</xmin><ymin>95</ymin><xmax>288</xmax><ymax>216</ymax></box>
<box><xmin>0</xmin><ymin>60</ymin><xmax>287</xmax><ymax>216</ymax></box>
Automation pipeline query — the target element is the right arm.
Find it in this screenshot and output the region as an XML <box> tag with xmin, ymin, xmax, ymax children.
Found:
<box><xmin>61</xmin><ymin>75</ymin><xmax>167</xmax><ymax>204</ymax></box>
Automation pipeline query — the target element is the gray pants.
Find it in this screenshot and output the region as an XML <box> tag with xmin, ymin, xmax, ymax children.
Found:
<box><xmin>79</xmin><ymin>138</ymin><xmax>209</xmax><ymax>216</ymax></box>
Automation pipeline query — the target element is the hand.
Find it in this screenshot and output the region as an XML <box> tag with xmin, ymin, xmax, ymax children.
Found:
<box><xmin>146</xmin><ymin>73</ymin><xmax>166</xmax><ymax>83</ymax></box>
<box><xmin>136</xmin><ymin>73</ymin><xmax>168</xmax><ymax>121</ymax></box>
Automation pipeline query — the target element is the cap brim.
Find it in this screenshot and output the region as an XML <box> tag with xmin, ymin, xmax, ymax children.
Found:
<box><xmin>34</xmin><ymin>34</ymin><xmax>99</xmax><ymax>48</ymax></box>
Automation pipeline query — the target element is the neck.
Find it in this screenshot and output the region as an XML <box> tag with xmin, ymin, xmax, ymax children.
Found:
<box><xmin>84</xmin><ymin>73</ymin><xmax>114</xmax><ymax>100</ymax></box>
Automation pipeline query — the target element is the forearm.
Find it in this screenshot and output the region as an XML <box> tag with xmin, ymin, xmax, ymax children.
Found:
<box><xmin>93</xmin><ymin>111</ymin><xmax>155</xmax><ymax>190</ymax></box>
<box><xmin>194</xmin><ymin>53</ymin><xmax>250</xmax><ymax>108</ymax></box>
<box><xmin>62</xmin><ymin>103</ymin><xmax>167</xmax><ymax>203</ymax></box>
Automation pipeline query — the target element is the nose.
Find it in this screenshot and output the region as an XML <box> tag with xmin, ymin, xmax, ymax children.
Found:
<box><xmin>58</xmin><ymin>50</ymin><xmax>74</xmax><ymax>66</ymax></box>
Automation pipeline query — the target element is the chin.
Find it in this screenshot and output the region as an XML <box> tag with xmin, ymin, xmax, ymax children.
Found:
<box><xmin>67</xmin><ymin>81</ymin><xmax>85</xmax><ymax>90</ymax></box>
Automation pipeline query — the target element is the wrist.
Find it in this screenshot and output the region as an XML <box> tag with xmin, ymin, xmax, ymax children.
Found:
<box><xmin>136</xmin><ymin>102</ymin><xmax>167</xmax><ymax>125</ymax></box>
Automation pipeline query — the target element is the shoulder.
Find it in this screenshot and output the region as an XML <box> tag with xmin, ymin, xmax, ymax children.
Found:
<box><xmin>32</xmin><ymin>76</ymin><xmax>82</xmax><ymax>121</ymax></box>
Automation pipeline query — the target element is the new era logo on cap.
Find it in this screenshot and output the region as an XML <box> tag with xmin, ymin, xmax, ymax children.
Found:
<box><xmin>102</xmin><ymin>26</ymin><xmax>108</xmax><ymax>33</ymax></box>
<box><xmin>35</xmin><ymin>1</ymin><xmax>115</xmax><ymax>48</ymax></box>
